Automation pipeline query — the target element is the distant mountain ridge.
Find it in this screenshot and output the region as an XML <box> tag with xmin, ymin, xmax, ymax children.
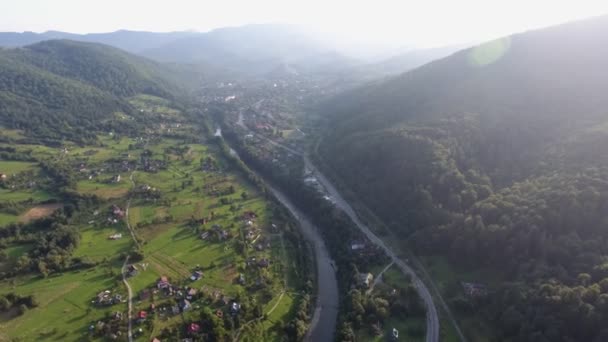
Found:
<box><xmin>0</xmin><ymin>30</ymin><xmax>196</xmax><ymax>54</ymax></box>
<box><xmin>0</xmin><ymin>25</ymin><xmax>361</xmax><ymax>76</ymax></box>
<box><xmin>318</xmin><ymin>14</ymin><xmax>608</xmax><ymax>342</ymax></box>
<box><xmin>0</xmin><ymin>25</ymin><xmax>465</xmax><ymax>79</ymax></box>
<box><xmin>323</xmin><ymin>15</ymin><xmax>608</xmax><ymax>169</ymax></box>
<box><xmin>140</xmin><ymin>24</ymin><xmax>360</xmax><ymax>75</ymax></box>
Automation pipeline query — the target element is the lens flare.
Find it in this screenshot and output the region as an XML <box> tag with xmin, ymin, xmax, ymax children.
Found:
<box><xmin>468</xmin><ymin>37</ymin><xmax>511</xmax><ymax>66</ymax></box>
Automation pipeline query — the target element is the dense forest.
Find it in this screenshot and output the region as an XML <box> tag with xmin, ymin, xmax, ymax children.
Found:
<box><xmin>0</xmin><ymin>40</ymin><xmax>194</xmax><ymax>142</ymax></box>
<box><xmin>319</xmin><ymin>15</ymin><xmax>608</xmax><ymax>341</ymax></box>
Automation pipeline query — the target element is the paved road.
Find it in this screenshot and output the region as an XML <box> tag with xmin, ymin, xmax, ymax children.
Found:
<box><xmin>234</xmin><ymin>115</ymin><xmax>441</xmax><ymax>341</ymax></box>
<box><xmin>220</xmin><ymin>132</ymin><xmax>339</xmax><ymax>342</ymax></box>
<box><xmin>233</xmin><ymin>109</ymin><xmax>467</xmax><ymax>341</ymax></box>
<box><xmin>367</xmin><ymin>261</ymin><xmax>395</xmax><ymax>295</ymax></box>
<box><xmin>304</xmin><ymin>155</ymin><xmax>440</xmax><ymax>342</ymax></box>
<box><xmin>123</xmin><ymin>171</ymin><xmax>139</xmax><ymax>342</ymax></box>
<box><xmin>125</xmin><ymin>172</ymin><xmax>140</xmax><ymax>247</ymax></box>
<box><xmin>121</xmin><ymin>257</ymin><xmax>134</xmax><ymax>342</ymax></box>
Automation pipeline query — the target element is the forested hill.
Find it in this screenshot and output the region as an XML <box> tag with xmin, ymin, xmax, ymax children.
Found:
<box><xmin>0</xmin><ymin>40</ymin><xmax>185</xmax><ymax>142</ymax></box>
<box><xmin>322</xmin><ymin>14</ymin><xmax>608</xmax><ymax>186</ymax></box>
<box><xmin>319</xmin><ymin>15</ymin><xmax>608</xmax><ymax>342</ymax></box>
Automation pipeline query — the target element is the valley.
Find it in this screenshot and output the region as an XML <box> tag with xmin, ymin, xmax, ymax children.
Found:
<box><xmin>0</xmin><ymin>93</ymin><xmax>313</xmax><ymax>341</ymax></box>
<box><xmin>2</xmin><ymin>10</ymin><xmax>608</xmax><ymax>342</ymax></box>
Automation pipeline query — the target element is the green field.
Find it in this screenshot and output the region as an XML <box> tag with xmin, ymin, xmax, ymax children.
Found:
<box><xmin>0</xmin><ymin>212</ymin><xmax>19</xmax><ymax>226</ymax></box>
<box><xmin>365</xmin><ymin>266</ymin><xmax>427</xmax><ymax>342</ymax></box>
<box><xmin>74</xmin><ymin>226</ymin><xmax>132</xmax><ymax>261</ymax></box>
<box><xmin>76</xmin><ymin>177</ymin><xmax>131</xmax><ymax>199</ymax></box>
<box><xmin>0</xmin><ymin>189</ymin><xmax>54</xmax><ymax>204</ymax></box>
<box><xmin>0</xmin><ymin>265</ymin><xmax>124</xmax><ymax>341</ymax></box>
<box><xmin>0</xmin><ymin>161</ymin><xmax>36</xmax><ymax>174</ymax></box>
<box><xmin>420</xmin><ymin>256</ymin><xmax>500</xmax><ymax>342</ymax></box>
<box><xmin>0</xmin><ymin>96</ymin><xmax>303</xmax><ymax>342</ymax></box>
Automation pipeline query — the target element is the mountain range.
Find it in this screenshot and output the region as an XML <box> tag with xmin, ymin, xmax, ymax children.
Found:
<box><xmin>318</xmin><ymin>14</ymin><xmax>608</xmax><ymax>342</ymax></box>
<box><xmin>0</xmin><ymin>25</ymin><xmax>459</xmax><ymax>78</ymax></box>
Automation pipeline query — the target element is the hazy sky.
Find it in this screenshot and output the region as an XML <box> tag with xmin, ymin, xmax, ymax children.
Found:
<box><xmin>3</xmin><ymin>0</ymin><xmax>608</xmax><ymax>47</ymax></box>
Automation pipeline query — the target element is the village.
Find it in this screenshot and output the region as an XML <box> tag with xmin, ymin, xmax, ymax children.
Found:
<box><xmin>0</xmin><ymin>93</ymin><xmax>308</xmax><ymax>342</ymax></box>
<box><xmin>86</xmin><ymin>201</ymin><xmax>286</xmax><ymax>341</ymax></box>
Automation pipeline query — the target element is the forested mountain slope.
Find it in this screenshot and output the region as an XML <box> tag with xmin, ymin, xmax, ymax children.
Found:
<box><xmin>0</xmin><ymin>40</ymin><xmax>185</xmax><ymax>141</ymax></box>
<box><xmin>356</xmin><ymin>44</ymin><xmax>467</xmax><ymax>79</ymax></box>
<box><xmin>319</xmin><ymin>15</ymin><xmax>608</xmax><ymax>342</ymax></box>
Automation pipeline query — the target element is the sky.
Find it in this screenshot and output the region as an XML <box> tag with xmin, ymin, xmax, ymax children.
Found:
<box><xmin>2</xmin><ymin>0</ymin><xmax>608</xmax><ymax>48</ymax></box>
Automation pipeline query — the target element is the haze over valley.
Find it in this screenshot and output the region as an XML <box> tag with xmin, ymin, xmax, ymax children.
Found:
<box><xmin>1</xmin><ymin>2</ymin><xmax>608</xmax><ymax>342</ymax></box>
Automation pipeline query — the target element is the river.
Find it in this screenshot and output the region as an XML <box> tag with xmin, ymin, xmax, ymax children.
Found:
<box><xmin>219</xmin><ymin>129</ymin><xmax>339</xmax><ymax>341</ymax></box>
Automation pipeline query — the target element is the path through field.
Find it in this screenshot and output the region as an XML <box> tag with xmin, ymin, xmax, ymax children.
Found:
<box><xmin>122</xmin><ymin>170</ymin><xmax>139</xmax><ymax>342</ymax></box>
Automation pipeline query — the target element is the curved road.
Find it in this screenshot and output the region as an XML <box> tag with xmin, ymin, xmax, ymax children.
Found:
<box><xmin>234</xmin><ymin>115</ymin><xmax>441</xmax><ymax>341</ymax></box>
<box><xmin>304</xmin><ymin>155</ymin><xmax>440</xmax><ymax>342</ymax></box>
<box><xmin>123</xmin><ymin>171</ymin><xmax>139</xmax><ymax>342</ymax></box>
<box><xmin>217</xmin><ymin>128</ymin><xmax>339</xmax><ymax>341</ymax></box>
<box><xmin>121</xmin><ymin>256</ymin><xmax>134</xmax><ymax>342</ymax></box>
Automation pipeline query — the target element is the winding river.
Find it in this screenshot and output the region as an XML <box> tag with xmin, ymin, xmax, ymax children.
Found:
<box><xmin>218</xmin><ymin>129</ymin><xmax>339</xmax><ymax>341</ymax></box>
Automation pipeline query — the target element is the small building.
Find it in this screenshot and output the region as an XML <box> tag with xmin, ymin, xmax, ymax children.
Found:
<box><xmin>186</xmin><ymin>288</ymin><xmax>197</xmax><ymax>300</ymax></box>
<box><xmin>157</xmin><ymin>276</ymin><xmax>171</xmax><ymax>289</ymax></box>
<box><xmin>127</xmin><ymin>264</ymin><xmax>138</xmax><ymax>277</ymax></box>
<box><xmin>230</xmin><ymin>302</ymin><xmax>241</xmax><ymax>315</ymax></box>
<box><xmin>190</xmin><ymin>271</ymin><xmax>203</xmax><ymax>281</ymax></box>
<box><xmin>139</xmin><ymin>289</ymin><xmax>151</xmax><ymax>301</ymax></box>
<box><xmin>392</xmin><ymin>328</ymin><xmax>399</xmax><ymax>340</ymax></box>
<box><xmin>0</xmin><ymin>173</ymin><xmax>7</xmax><ymax>180</ymax></box>
<box><xmin>462</xmin><ymin>282</ymin><xmax>487</xmax><ymax>298</ymax></box>
<box><xmin>242</xmin><ymin>211</ymin><xmax>257</xmax><ymax>220</ymax></box>
<box><xmin>358</xmin><ymin>273</ymin><xmax>373</xmax><ymax>288</ymax></box>
<box><xmin>109</xmin><ymin>233</ymin><xmax>123</xmax><ymax>240</ymax></box>
<box><xmin>351</xmin><ymin>242</ymin><xmax>366</xmax><ymax>251</ymax></box>
<box><xmin>180</xmin><ymin>299</ymin><xmax>191</xmax><ymax>312</ymax></box>
<box><xmin>188</xmin><ymin>323</ymin><xmax>201</xmax><ymax>334</ymax></box>
<box><xmin>137</xmin><ymin>311</ymin><xmax>147</xmax><ymax>324</ymax></box>
<box><xmin>111</xmin><ymin>205</ymin><xmax>125</xmax><ymax>218</ymax></box>
<box><xmin>247</xmin><ymin>257</ymin><xmax>257</xmax><ymax>267</ymax></box>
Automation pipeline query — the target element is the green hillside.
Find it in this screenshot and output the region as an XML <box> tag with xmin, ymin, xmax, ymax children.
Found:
<box><xmin>319</xmin><ymin>15</ymin><xmax>608</xmax><ymax>342</ymax></box>
<box><xmin>0</xmin><ymin>40</ymin><xmax>184</xmax><ymax>142</ymax></box>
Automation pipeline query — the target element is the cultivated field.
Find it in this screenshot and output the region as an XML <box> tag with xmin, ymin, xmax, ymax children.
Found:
<box><xmin>0</xmin><ymin>95</ymin><xmax>304</xmax><ymax>341</ymax></box>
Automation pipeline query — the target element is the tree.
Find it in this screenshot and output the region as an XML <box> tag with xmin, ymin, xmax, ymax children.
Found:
<box><xmin>578</xmin><ymin>273</ymin><xmax>592</xmax><ymax>286</ymax></box>
<box><xmin>37</xmin><ymin>261</ymin><xmax>49</xmax><ymax>278</ymax></box>
<box><xmin>0</xmin><ymin>297</ymin><xmax>10</xmax><ymax>311</ymax></box>
<box><xmin>18</xmin><ymin>304</ymin><xmax>28</xmax><ymax>315</ymax></box>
